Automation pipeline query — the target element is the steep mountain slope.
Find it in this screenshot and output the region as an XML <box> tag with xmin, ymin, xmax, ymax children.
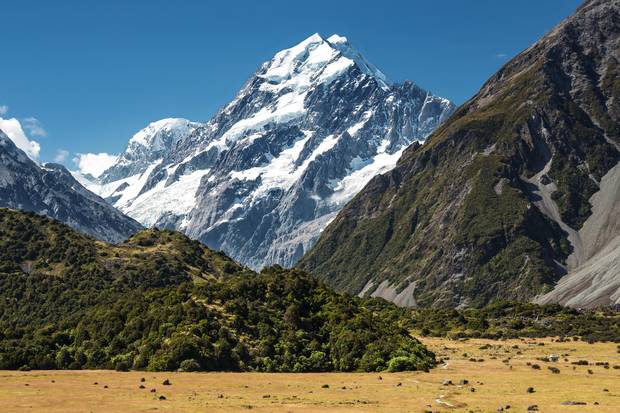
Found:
<box><xmin>300</xmin><ymin>0</ymin><xmax>620</xmax><ymax>308</ymax></box>
<box><xmin>0</xmin><ymin>209</ymin><xmax>434</xmax><ymax>372</ymax></box>
<box><xmin>85</xmin><ymin>34</ymin><xmax>454</xmax><ymax>269</ymax></box>
<box><xmin>0</xmin><ymin>130</ymin><xmax>142</xmax><ymax>242</ymax></box>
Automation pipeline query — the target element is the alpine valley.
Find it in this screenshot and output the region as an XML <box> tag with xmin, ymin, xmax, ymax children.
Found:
<box><xmin>1</xmin><ymin>1</ymin><xmax>620</xmax><ymax>402</ymax></box>
<box><xmin>77</xmin><ymin>34</ymin><xmax>455</xmax><ymax>270</ymax></box>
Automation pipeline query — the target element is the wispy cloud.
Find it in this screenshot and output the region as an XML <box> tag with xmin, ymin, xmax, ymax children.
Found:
<box><xmin>54</xmin><ymin>149</ymin><xmax>70</xmax><ymax>163</ymax></box>
<box><xmin>73</xmin><ymin>152</ymin><xmax>118</xmax><ymax>178</ymax></box>
<box><xmin>0</xmin><ymin>105</ymin><xmax>8</xmax><ymax>116</ymax></box>
<box><xmin>22</xmin><ymin>117</ymin><xmax>47</xmax><ymax>137</ymax></box>
<box><xmin>495</xmin><ymin>53</ymin><xmax>508</xmax><ymax>59</ymax></box>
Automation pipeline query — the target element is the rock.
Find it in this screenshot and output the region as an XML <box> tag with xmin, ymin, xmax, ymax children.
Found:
<box><xmin>527</xmin><ymin>405</ymin><xmax>539</xmax><ymax>411</ymax></box>
<box><xmin>159</xmin><ymin>395</ymin><xmax>166</xmax><ymax>400</ymax></box>
<box><xmin>459</xmin><ymin>379</ymin><xmax>469</xmax><ymax>385</ymax></box>
<box><xmin>441</xmin><ymin>380</ymin><xmax>453</xmax><ymax>385</ymax></box>
<box><xmin>162</xmin><ymin>379</ymin><xmax>171</xmax><ymax>385</ymax></box>
<box><xmin>139</xmin><ymin>385</ymin><xmax>145</xmax><ymax>389</ymax></box>
<box><xmin>527</xmin><ymin>387</ymin><xmax>535</xmax><ymax>393</ymax></box>
<box><xmin>561</xmin><ymin>401</ymin><xmax>587</xmax><ymax>405</ymax></box>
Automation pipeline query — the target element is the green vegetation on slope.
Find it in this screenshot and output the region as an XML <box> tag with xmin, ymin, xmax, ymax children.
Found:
<box><xmin>408</xmin><ymin>301</ymin><xmax>620</xmax><ymax>343</ymax></box>
<box><xmin>0</xmin><ymin>209</ymin><xmax>434</xmax><ymax>372</ymax></box>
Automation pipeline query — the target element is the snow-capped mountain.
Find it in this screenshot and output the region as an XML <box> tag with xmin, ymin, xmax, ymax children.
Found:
<box><xmin>83</xmin><ymin>33</ymin><xmax>454</xmax><ymax>269</ymax></box>
<box><xmin>0</xmin><ymin>130</ymin><xmax>142</xmax><ymax>242</ymax></box>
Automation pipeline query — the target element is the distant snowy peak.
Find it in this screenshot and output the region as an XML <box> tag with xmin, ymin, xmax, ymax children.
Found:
<box><xmin>81</xmin><ymin>33</ymin><xmax>455</xmax><ymax>270</ymax></box>
<box><xmin>257</xmin><ymin>33</ymin><xmax>391</xmax><ymax>94</ymax></box>
<box><xmin>128</xmin><ymin>118</ymin><xmax>200</xmax><ymax>151</ymax></box>
<box><xmin>100</xmin><ymin>118</ymin><xmax>202</xmax><ymax>183</ymax></box>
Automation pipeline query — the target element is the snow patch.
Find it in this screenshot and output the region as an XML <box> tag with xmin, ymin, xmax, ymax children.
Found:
<box><xmin>123</xmin><ymin>168</ymin><xmax>210</xmax><ymax>228</ymax></box>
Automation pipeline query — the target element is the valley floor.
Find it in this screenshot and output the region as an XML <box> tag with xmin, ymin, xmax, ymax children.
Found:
<box><xmin>0</xmin><ymin>337</ymin><xmax>618</xmax><ymax>412</ymax></box>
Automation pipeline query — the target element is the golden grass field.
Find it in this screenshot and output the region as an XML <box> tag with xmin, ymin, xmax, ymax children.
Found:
<box><xmin>1</xmin><ymin>337</ymin><xmax>618</xmax><ymax>412</ymax></box>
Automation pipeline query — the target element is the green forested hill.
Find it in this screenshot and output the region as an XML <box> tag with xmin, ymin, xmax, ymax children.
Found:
<box><xmin>0</xmin><ymin>208</ymin><xmax>434</xmax><ymax>372</ymax></box>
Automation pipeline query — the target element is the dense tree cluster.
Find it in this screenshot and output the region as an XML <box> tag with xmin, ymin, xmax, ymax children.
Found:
<box><xmin>0</xmin><ymin>209</ymin><xmax>435</xmax><ymax>372</ymax></box>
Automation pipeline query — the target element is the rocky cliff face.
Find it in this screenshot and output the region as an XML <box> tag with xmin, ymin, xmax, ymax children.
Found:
<box><xmin>300</xmin><ymin>0</ymin><xmax>620</xmax><ymax>308</ymax></box>
<box><xmin>0</xmin><ymin>130</ymin><xmax>142</xmax><ymax>242</ymax></box>
<box><xmin>84</xmin><ymin>34</ymin><xmax>454</xmax><ymax>269</ymax></box>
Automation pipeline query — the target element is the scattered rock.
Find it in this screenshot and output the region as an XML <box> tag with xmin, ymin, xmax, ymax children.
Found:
<box><xmin>548</xmin><ymin>366</ymin><xmax>560</xmax><ymax>374</ymax></box>
<box><xmin>441</xmin><ymin>379</ymin><xmax>453</xmax><ymax>386</ymax></box>
<box><xmin>262</xmin><ymin>395</ymin><xmax>270</xmax><ymax>398</ymax></box>
<box><xmin>396</xmin><ymin>382</ymin><xmax>402</xmax><ymax>387</ymax></box>
<box><xmin>162</xmin><ymin>379</ymin><xmax>171</xmax><ymax>385</ymax></box>
<box><xmin>140</xmin><ymin>377</ymin><xmax>146</xmax><ymax>382</ymax></box>
<box><xmin>548</xmin><ymin>354</ymin><xmax>559</xmax><ymax>362</ymax></box>
<box><xmin>561</xmin><ymin>401</ymin><xmax>587</xmax><ymax>405</ymax></box>
<box><xmin>150</xmin><ymin>388</ymin><xmax>156</xmax><ymax>393</ymax></box>
<box><xmin>139</xmin><ymin>385</ymin><xmax>145</xmax><ymax>389</ymax></box>
<box><xmin>104</xmin><ymin>385</ymin><xmax>108</xmax><ymax>389</ymax></box>
<box><xmin>527</xmin><ymin>387</ymin><xmax>535</xmax><ymax>393</ymax></box>
<box><xmin>321</xmin><ymin>384</ymin><xmax>329</xmax><ymax>388</ymax></box>
<box><xmin>527</xmin><ymin>405</ymin><xmax>539</xmax><ymax>411</ymax></box>
<box><xmin>159</xmin><ymin>395</ymin><xmax>166</xmax><ymax>401</ymax></box>
<box><xmin>459</xmin><ymin>379</ymin><xmax>469</xmax><ymax>385</ymax></box>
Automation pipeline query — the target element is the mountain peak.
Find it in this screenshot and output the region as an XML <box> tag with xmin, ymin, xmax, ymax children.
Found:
<box><xmin>128</xmin><ymin>118</ymin><xmax>198</xmax><ymax>149</ymax></box>
<box><xmin>258</xmin><ymin>33</ymin><xmax>391</xmax><ymax>93</ymax></box>
<box><xmin>326</xmin><ymin>34</ymin><xmax>348</xmax><ymax>45</ymax></box>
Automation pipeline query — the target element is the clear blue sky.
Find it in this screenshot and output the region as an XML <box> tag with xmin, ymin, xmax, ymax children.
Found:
<box><xmin>2</xmin><ymin>0</ymin><xmax>582</xmax><ymax>165</ymax></box>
